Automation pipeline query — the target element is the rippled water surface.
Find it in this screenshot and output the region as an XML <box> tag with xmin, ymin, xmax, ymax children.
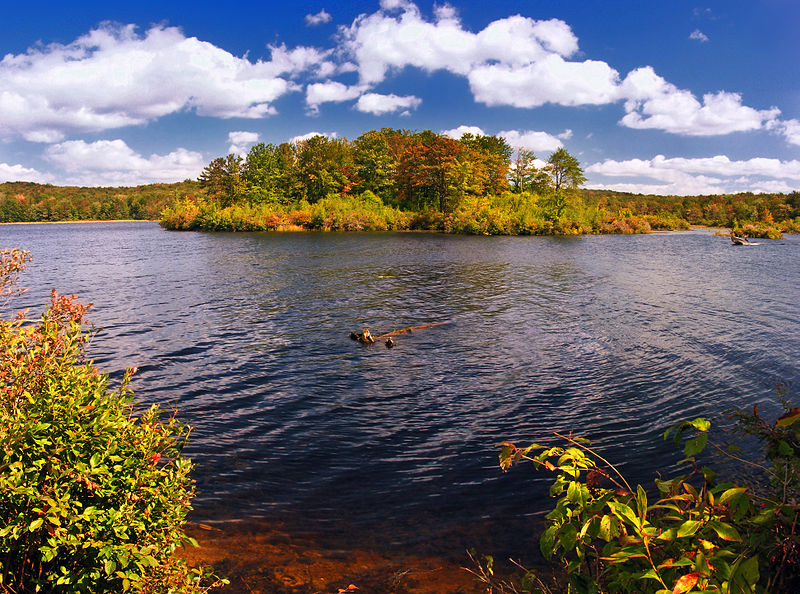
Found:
<box><xmin>3</xmin><ymin>222</ymin><xmax>799</xmax><ymax>555</ymax></box>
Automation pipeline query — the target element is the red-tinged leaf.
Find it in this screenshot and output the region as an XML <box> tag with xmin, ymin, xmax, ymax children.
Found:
<box><xmin>544</xmin><ymin>461</ymin><xmax>555</xmax><ymax>471</ymax></box>
<box><xmin>672</xmin><ymin>572</ymin><xmax>699</xmax><ymax>594</ymax></box>
<box><xmin>776</xmin><ymin>407</ymin><xmax>800</xmax><ymax>427</ymax></box>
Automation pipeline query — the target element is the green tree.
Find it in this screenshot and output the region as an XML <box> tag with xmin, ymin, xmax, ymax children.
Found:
<box><xmin>547</xmin><ymin>147</ymin><xmax>586</xmax><ymax>192</ymax></box>
<box><xmin>352</xmin><ymin>129</ymin><xmax>399</xmax><ymax>202</ymax></box>
<box><xmin>198</xmin><ymin>154</ymin><xmax>244</xmax><ymax>207</ymax></box>
<box><xmin>295</xmin><ymin>136</ymin><xmax>354</xmax><ymax>203</ymax></box>
<box><xmin>458</xmin><ymin>133</ymin><xmax>512</xmax><ymax>195</ymax></box>
<box><xmin>510</xmin><ymin>149</ymin><xmax>550</xmax><ymax>194</ymax></box>
<box><xmin>243</xmin><ymin>143</ymin><xmax>285</xmax><ymax>205</ymax></box>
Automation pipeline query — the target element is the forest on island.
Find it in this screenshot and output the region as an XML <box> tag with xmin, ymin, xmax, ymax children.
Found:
<box><xmin>160</xmin><ymin>128</ymin><xmax>800</xmax><ymax>236</ymax></box>
<box><xmin>2</xmin><ymin>128</ymin><xmax>799</xmax><ymax>237</ymax></box>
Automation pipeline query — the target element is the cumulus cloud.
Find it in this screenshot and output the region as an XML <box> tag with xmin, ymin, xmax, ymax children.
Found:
<box><xmin>770</xmin><ymin>119</ymin><xmax>800</xmax><ymax>146</ymax></box>
<box><xmin>440</xmin><ymin>125</ymin><xmax>564</xmax><ymax>155</ymax></box>
<box><xmin>43</xmin><ymin>139</ymin><xmax>206</xmax><ymax>186</ymax></box>
<box><xmin>0</xmin><ymin>23</ymin><xmax>338</xmax><ymax>142</ymax></box>
<box><xmin>305</xmin><ymin>9</ymin><xmax>333</xmax><ymax>26</ymax></box>
<box><xmin>335</xmin><ymin>2</ymin><xmax>782</xmax><ymax>137</ymax></box>
<box><xmin>228</xmin><ymin>131</ymin><xmax>260</xmax><ymax>156</ymax></box>
<box><xmin>619</xmin><ymin>67</ymin><xmax>779</xmax><ymax>135</ymax></box>
<box><xmin>0</xmin><ymin>162</ymin><xmax>49</xmax><ymax>183</ymax></box>
<box><xmin>498</xmin><ymin>129</ymin><xmax>563</xmax><ymax>153</ymax></box>
<box><xmin>586</xmin><ymin>154</ymin><xmax>800</xmax><ymax>195</ymax></box>
<box><xmin>290</xmin><ymin>131</ymin><xmax>338</xmax><ymax>143</ymax></box>
<box><xmin>305</xmin><ymin>81</ymin><xmax>368</xmax><ymax>113</ymax></box>
<box><xmin>689</xmin><ymin>29</ymin><xmax>709</xmax><ymax>42</ymax></box>
<box><xmin>355</xmin><ymin>92</ymin><xmax>421</xmax><ymax>115</ymax></box>
<box><xmin>441</xmin><ymin>125</ymin><xmax>486</xmax><ymax>138</ymax></box>
<box><xmin>469</xmin><ymin>56</ymin><xmax>620</xmax><ymax>108</ymax></box>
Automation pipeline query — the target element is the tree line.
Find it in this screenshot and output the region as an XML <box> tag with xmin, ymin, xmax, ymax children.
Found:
<box><xmin>197</xmin><ymin>128</ymin><xmax>585</xmax><ymax>216</ymax></box>
<box><xmin>0</xmin><ymin>181</ymin><xmax>198</xmax><ymax>223</ymax></box>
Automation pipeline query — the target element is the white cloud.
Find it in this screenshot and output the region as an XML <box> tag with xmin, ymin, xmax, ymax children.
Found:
<box><xmin>355</xmin><ymin>92</ymin><xmax>421</xmax><ymax>115</ymax></box>
<box><xmin>0</xmin><ymin>23</ymin><xmax>334</xmax><ymax>142</ymax></box>
<box><xmin>228</xmin><ymin>131</ymin><xmax>260</xmax><ymax>156</ymax></box>
<box><xmin>498</xmin><ymin>129</ymin><xmax>563</xmax><ymax>153</ymax></box>
<box><xmin>0</xmin><ymin>162</ymin><xmax>49</xmax><ymax>183</ymax></box>
<box><xmin>43</xmin><ymin>139</ymin><xmax>206</xmax><ymax>186</ymax></box>
<box><xmin>587</xmin><ymin>154</ymin><xmax>800</xmax><ymax>195</ymax></box>
<box><xmin>619</xmin><ymin>67</ymin><xmax>779</xmax><ymax>136</ymax></box>
<box><xmin>290</xmin><ymin>131</ymin><xmax>338</xmax><ymax>143</ymax></box>
<box><xmin>268</xmin><ymin>44</ymin><xmax>336</xmax><ymax>79</ymax></box>
<box><xmin>469</xmin><ymin>56</ymin><xmax>620</xmax><ymax>108</ymax></box>
<box><xmin>441</xmin><ymin>125</ymin><xmax>486</xmax><ymax>138</ymax></box>
<box><xmin>689</xmin><ymin>29</ymin><xmax>709</xmax><ymax>42</ymax></box>
<box><xmin>337</xmin><ymin>2</ymin><xmax>780</xmax><ymax>137</ymax></box>
<box><xmin>770</xmin><ymin>119</ymin><xmax>800</xmax><ymax>146</ymax></box>
<box><xmin>441</xmin><ymin>125</ymin><xmax>564</xmax><ymax>155</ymax></box>
<box><xmin>305</xmin><ymin>9</ymin><xmax>333</xmax><ymax>26</ymax></box>
<box><xmin>340</xmin><ymin>5</ymin><xmax>582</xmax><ymax>89</ymax></box>
<box><xmin>305</xmin><ymin>81</ymin><xmax>368</xmax><ymax>113</ymax></box>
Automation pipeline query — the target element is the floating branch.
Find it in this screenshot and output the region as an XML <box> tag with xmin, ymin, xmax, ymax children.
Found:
<box><xmin>349</xmin><ymin>322</ymin><xmax>448</xmax><ymax>348</ymax></box>
<box><xmin>375</xmin><ymin>321</ymin><xmax>448</xmax><ymax>338</ymax></box>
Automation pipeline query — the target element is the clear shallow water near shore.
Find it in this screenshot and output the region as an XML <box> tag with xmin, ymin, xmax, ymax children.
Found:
<box><xmin>3</xmin><ymin>222</ymin><xmax>799</xmax><ymax>557</ymax></box>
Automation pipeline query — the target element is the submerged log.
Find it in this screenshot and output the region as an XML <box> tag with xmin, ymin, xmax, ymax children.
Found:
<box><xmin>375</xmin><ymin>322</ymin><xmax>448</xmax><ymax>339</ymax></box>
<box><xmin>348</xmin><ymin>322</ymin><xmax>448</xmax><ymax>347</ymax></box>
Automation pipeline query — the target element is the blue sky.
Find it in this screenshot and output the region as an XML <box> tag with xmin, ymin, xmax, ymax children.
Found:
<box><xmin>0</xmin><ymin>0</ymin><xmax>798</xmax><ymax>194</ymax></box>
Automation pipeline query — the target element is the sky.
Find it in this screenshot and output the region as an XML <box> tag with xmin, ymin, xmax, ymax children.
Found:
<box><xmin>0</xmin><ymin>0</ymin><xmax>798</xmax><ymax>195</ymax></box>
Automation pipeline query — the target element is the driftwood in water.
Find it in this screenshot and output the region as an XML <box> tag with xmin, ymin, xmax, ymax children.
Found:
<box><xmin>375</xmin><ymin>322</ymin><xmax>448</xmax><ymax>339</ymax></box>
<box><xmin>349</xmin><ymin>322</ymin><xmax>447</xmax><ymax>347</ymax></box>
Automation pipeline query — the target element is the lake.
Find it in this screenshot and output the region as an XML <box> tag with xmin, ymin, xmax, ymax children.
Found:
<box><xmin>2</xmin><ymin>222</ymin><xmax>798</xmax><ymax>561</ymax></box>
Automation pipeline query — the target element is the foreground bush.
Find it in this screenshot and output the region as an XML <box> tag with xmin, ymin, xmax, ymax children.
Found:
<box><xmin>0</xmin><ymin>249</ymin><xmax>222</xmax><ymax>592</ymax></box>
<box><xmin>497</xmin><ymin>402</ymin><xmax>800</xmax><ymax>593</ymax></box>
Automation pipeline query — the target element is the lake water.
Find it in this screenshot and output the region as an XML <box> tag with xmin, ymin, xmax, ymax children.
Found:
<box><xmin>2</xmin><ymin>222</ymin><xmax>798</xmax><ymax>559</ymax></box>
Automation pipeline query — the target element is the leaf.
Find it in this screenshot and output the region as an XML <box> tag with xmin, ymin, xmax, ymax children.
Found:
<box><xmin>676</xmin><ymin>520</ymin><xmax>701</xmax><ymax>538</ymax></box>
<box><xmin>636</xmin><ymin>484</ymin><xmax>648</xmax><ymax>521</ymax></box>
<box><xmin>499</xmin><ymin>444</ymin><xmax>515</xmax><ymax>472</ymax></box>
<box><xmin>738</xmin><ymin>556</ymin><xmax>759</xmax><ymax>585</ymax></box>
<box><xmin>598</xmin><ymin>514</ymin><xmax>614</xmax><ymax>542</ymax></box>
<box><xmin>657</xmin><ymin>528</ymin><xmax>678</xmax><ymax>541</ymax></box>
<box><xmin>638</xmin><ymin>568</ymin><xmax>661</xmax><ymax>581</ymax></box>
<box><xmin>671</xmin><ymin>572</ymin><xmax>699</xmax><ymax>594</ymax></box>
<box><xmin>776</xmin><ymin>407</ymin><xmax>800</xmax><ymax>427</ymax></box>
<box><xmin>559</xmin><ymin>523</ymin><xmax>578</xmax><ymax>551</ymax></box>
<box><xmin>709</xmin><ymin>521</ymin><xmax>741</xmax><ymax>542</ymax></box>
<box><xmin>718</xmin><ymin>487</ymin><xmax>747</xmax><ymax>505</ymax></box>
<box><xmin>683</xmin><ymin>433</ymin><xmax>708</xmax><ymax>457</ymax></box>
<box><xmin>28</xmin><ymin>518</ymin><xmax>44</xmax><ymax>532</ymax></box>
<box><xmin>608</xmin><ymin>501</ymin><xmax>640</xmax><ymax>529</ymax></box>
<box><xmin>540</xmin><ymin>525</ymin><xmax>558</xmax><ymax>558</ymax></box>
<box><xmin>777</xmin><ymin>440</ymin><xmax>794</xmax><ymax>456</ymax></box>
<box><xmin>689</xmin><ymin>418</ymin><xmax>710</xmax><ymax>432</ymax></box>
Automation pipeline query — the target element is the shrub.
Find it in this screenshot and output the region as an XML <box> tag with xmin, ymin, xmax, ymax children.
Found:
<box><xmin>498</xmin><ymin>402</ymin><xmax>800</xmax><ymax>593</ymax></box>
<box><xmin>0</xmin><ymin>250</ymin><xmax>223</xmax><ymax>592</ymax></box>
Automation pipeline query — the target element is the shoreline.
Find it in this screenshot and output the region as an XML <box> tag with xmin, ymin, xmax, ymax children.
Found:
<box><xmin>0</xmin><ymin>219</ymin><xmax>156</xmax><ymax>225</ymax></box>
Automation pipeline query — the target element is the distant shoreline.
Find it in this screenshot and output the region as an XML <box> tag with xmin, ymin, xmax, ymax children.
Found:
<box><xmin>0</xmin><ymin>219</ymin><xmax>156</xmax><ymax>225</ymax></box>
